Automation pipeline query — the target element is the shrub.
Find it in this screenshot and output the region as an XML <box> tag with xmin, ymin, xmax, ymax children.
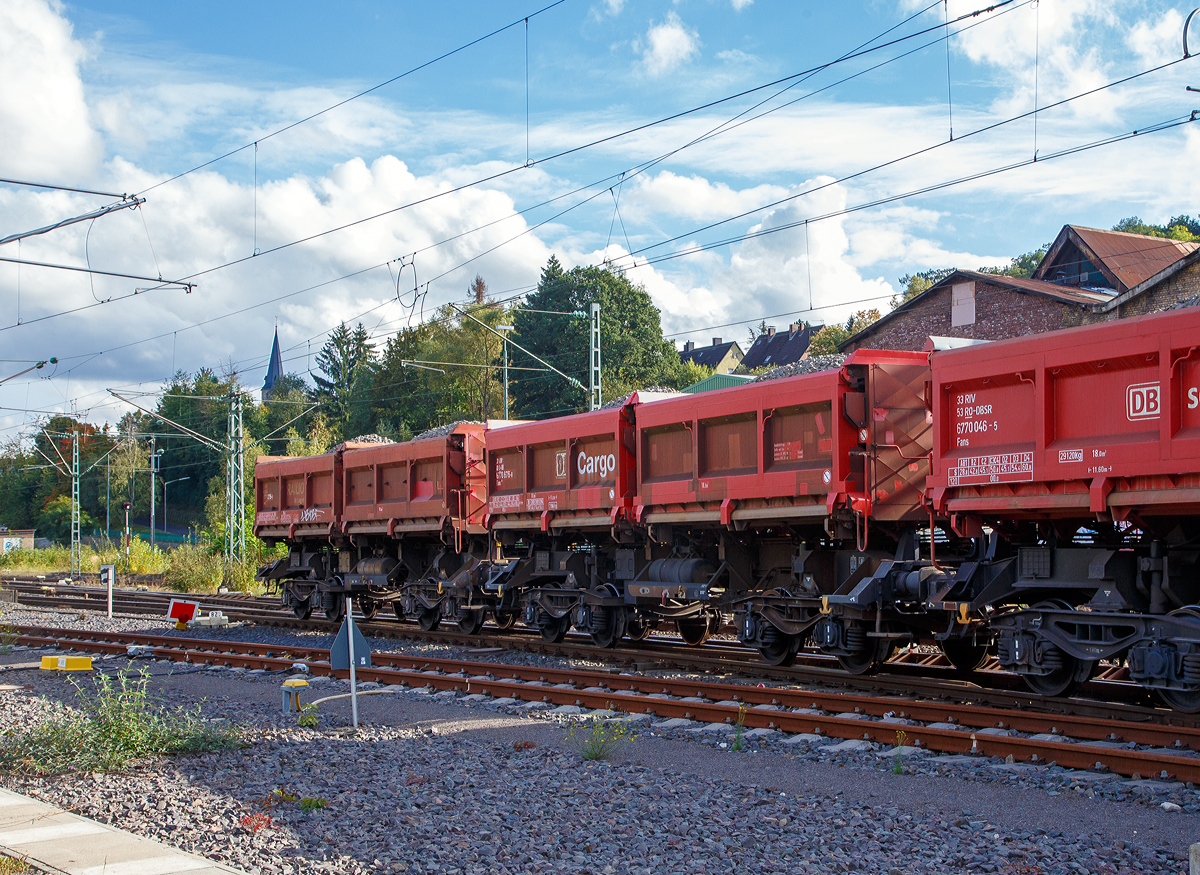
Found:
<box><xmin>0</xmin><ymin>669</ymin><xmax>240</xmax><ymax>775</ymax></box>
<box><xmin>564</xmin><ymin>717</ymin><xmax>634</xmax><ymax>761</ymax></box>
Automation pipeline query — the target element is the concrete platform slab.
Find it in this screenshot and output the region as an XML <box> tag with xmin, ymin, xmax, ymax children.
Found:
<box><xmin>0</xmin><ymin>787</ymin><xmax>247</xmax><ymax>875</ymax></box>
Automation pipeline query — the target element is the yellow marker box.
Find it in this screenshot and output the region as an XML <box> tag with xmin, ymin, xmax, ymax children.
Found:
<box><xmin>40</xmin><ymin>655</ymin><xmax>92</xmax><ymax>672</ymax></box>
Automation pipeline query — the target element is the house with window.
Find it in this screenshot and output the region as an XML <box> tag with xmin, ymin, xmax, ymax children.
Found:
<box><xmin>840</xmin><ymin>224</ymin><xmax>1200</xmax><ymax>352</ymax></box>
<box><xmin>740</xmin><ymin>322</ymin><xmax>815</xmax><ymax>370</ymax></box>
<box><xmin>679</xmin><ymin>337</ymin><xmax>743</xmax><ymax>374</ymax></box>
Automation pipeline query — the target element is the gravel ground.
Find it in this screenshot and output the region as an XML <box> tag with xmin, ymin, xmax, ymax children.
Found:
<box><xmin>0</xmin><ymin>650</ymin><xmax>1196</xmax><ymax>874</ymax></box>
<box><xmin>2</xmin><ymin>605</ymin><xmax>1198</xmax><ymax>873</ymax></box>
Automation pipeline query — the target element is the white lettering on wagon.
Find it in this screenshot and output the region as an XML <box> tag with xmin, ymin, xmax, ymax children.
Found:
<box><xmin>577</xmin><ymin>451</ymin><xmax>617</xmax><ymax>480</ymax></box>
<box><xmin>1127</xmin><ymin>382</ymin><xmax>1160</xmax><ymax>421</ymax></box>
<box><xmin>947</xmin><ymin>452</ymin><xmax>1033</xmax><ymax>487</ymax></box>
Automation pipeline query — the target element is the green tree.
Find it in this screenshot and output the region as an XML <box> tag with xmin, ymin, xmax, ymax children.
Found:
<box><xmin>509</xmin><ymin>258</ymin><xmax>681</xmax><ymax>418</ymax></box>
<box><xmin>36</xmin><ymin>495</ymin><xmax>96</xmax><ymax>544</ymax></box>
<box><xmin>314</xmin><ymin>323</ymin><xmax>375</xmax><ymax>439</ymax></box>
<box><xmin>1114</xmin><ymin>215</ymin><xmax>1200</xmax><ymax>242</ymax></box>
<box><xmin>977</xmin><ymin>245</ymin><xmax>1050</xmax><ymax>279</ymax></box>
<box><xmin>808</xmin><ymin>309</ymin><xmax>881</xmax><ymax>356</ymax></box>
<box><xmin>892</xmin><ymin>268</ymin><xmax>955</xmax><ymax>308</ymax></box>
<box><xmin>673</xmin><ymin>360</ymin><xmax>714</xmax><ymax>390</ymax></box>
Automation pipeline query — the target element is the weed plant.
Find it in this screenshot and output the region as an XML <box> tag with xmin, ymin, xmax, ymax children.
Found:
<box><xmin>297</xmin><ymin>703</ymin><xmax>318</xmax><ymax>728</ymax></box>
<box><xmin>0</xmin><ymin>624</ymin><xmax>18</xmax><ymax>655</ymax></box>
<box><xmin>0</xmin><ymin>852</ymin><xmax>30</xmax><ymax>874</ymax></box>
<box><xmin>730</xmin><ymin>704</ymin><xmax>747</xmax><ymax>752</ymax></box>
<box><xmin>893</xmin><ymin>729</ymin><xmax>908</xmax><ymax>774</ymax></box>
<box><xmin>0</xmin><ymin>669</ymin><xmax>241</xmax><ymax>775</ymax></box>
<box><xmin>565</xmin><ymin>717</ymin><xmax>634</xmax><ymax>761</ymax></box>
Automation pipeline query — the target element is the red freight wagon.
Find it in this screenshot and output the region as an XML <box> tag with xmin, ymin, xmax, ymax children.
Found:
<box><xmin>483</xmin><ymin>392</ymin><xmax>677</xmax><ymax>647</ymax></box>
<box><xmin>341</xmin><ymin>424</ymin><xmax>487</xmax><ymax>540</ymax></box>
<box><xmin>485</xmin><ymin>398</ymin><xmax>666</xmax><ymax>533</ymax></box>
<box><xmin>254</xmin><ymin>449</ymin><xmax>343</xmax><ymax>541</ymax></box>
<box><xmin>927</xmin><ymin>306</ymin><xmax>1200</xmax><ymax>523</ymax></box>
<box><xmin>633</xmin><ymin>350</ymin><xmax>932</xmax><ymax>532</ymax></box>
<box><xmin>923</xmin><ymin>307</ymin><xmax>1200</xmax><ymax>707</ymax></box>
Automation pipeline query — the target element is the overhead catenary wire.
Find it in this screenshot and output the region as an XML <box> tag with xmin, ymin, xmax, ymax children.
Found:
<box><xmin>7</xmin><ymin>0</ymin><xmax>1190</xmax><ymax>422</ymax></box>
<box><xmin>132</xmin><ymin>0</ymin><xmax>569</xmax><ymax>199</ymax></box>
<box><xmin>0</xmin><ymin>0</ymin><xmax>1026</xmax><ymax>340</ymax></box>
<box><xmin>27</xmin><ymin>0</ymin><xmax>1025</xmax><ymax>314</ymax></box>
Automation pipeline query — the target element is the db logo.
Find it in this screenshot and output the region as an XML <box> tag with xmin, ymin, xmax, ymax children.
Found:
<box><xmin>1127</xmin><ymin>382</ymin><xmax>1161</xmax><ymax>421</ymax></box>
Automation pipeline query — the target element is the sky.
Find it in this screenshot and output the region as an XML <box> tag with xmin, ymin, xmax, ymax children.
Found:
<box><xmin>1</xmin><ymin>0</ymin><xmax>1198</xmax><ymax>436</ymax></box>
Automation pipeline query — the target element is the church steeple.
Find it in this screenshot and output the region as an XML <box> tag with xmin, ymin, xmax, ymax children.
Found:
<box><xmin>262</xmin><ymin>328</ymin><xmax>283</xmax><ymax>399</ymax></box>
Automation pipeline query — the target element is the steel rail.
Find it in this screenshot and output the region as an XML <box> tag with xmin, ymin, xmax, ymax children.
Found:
<box><xmin>13</xmin><ymin>625</ymin><xmax>1200</xmax><ymax>782</ymax></box>
<box><xmin>1</xmin><ymin>582</ymin><xmax>1183</xmax><ymax>720</ymax></box>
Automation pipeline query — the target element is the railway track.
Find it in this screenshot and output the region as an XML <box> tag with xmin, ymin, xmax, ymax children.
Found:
<box><xmin>11</xmin><ymin>623</ymin><xmax>1200</xmax><ymax>783</ymax></box>
<box><xmin>0</xmin><ymin>578</ymin><xmax>1186</xmax><ymax>723</ymax></box>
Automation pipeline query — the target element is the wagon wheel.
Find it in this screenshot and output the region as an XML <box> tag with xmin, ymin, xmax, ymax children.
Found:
<box><xmin>291</xmin><ymin>594</ymin><xmax>313</xmax><ymax>621</ymax></box>
<box><xmin>1155</xmin><ymin>608</ymin><xmax>1200</xmax><ymax>712</ymax></box>
<box><xmin>940</xmin><ymin>637</ymin><xmax>990</xmax><ymax>673</ymax></box>
<box><xmin>836</xmin><ymin>633</ymin><xmax>892</xmax><ymax>675</ymax></box>
<box><xmin>392</xmin><ymin>600</ymin><xmax>407</xmax><ymax>620</ymax></box>
<box><xmin>625</xmin><ymin>615</ymin><xmax>650</xmax><ymax>642</ymax></box>
<box><xmin>677</xmin><ymin>616</ymin><xmax>712</xmax><ymax>647</ymax></box>
<box><xmin>323</xmin><ymin>594</ymin><xmax>345</xmax><ymax>624</ymax></box>
<box><xmin>492</xmin><ymin>610</ymin><xmax>519</xmax><ymax>631</ymax></box>
<box><xmin>536</xmin><ymin>610</ymin><xmax>571</xmax><ymax>643</ymax></box>
<box><xmin>588</xmin><ymin>586</ymin><xmax>627</xmax><ymax>649</ymax></box>
<box><xmin>1023</xmin><ymin>652</ymin><xmax>1094</xmax><ymax>699</ymax></box>
<box><xmin>418</xmin><ymin>608</ymin><xmax>441</xmax><ymax>632</ymax></box>
<box><xmin>1020</xmin><ymin>600</ymin><xmax>1094</xmax><ymax>699</ymax></box>
<box><xmin>758</xmin><ymin>625</ymin><xmax>802</xmax><ymax>667</ymax></box>
<box><xmin>358</xmin><ymin>598</ymin><xmax>379</xmax><ymax>622</ymax></box>
<box><xmin>458</xmin><ymin>609</ymin><xmax>486</xmax><ymax>635</ymax></box>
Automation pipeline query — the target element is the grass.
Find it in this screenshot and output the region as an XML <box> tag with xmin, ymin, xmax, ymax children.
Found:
<box><xmin>0</xmin><ymin>541</ymin><xmax>265</xmax><ymax>595</ymax></box>
<box><xmin>0</xmin><ymin>669</ymin><xmax>241</xmax><ymax>775</ymax></box>
<box><xmin>0</xmin><ymin>853</ymin><xmax>30</xmax><ymax>874</ymax></box>
<box><xmin>565</xmin><ymin>717</ymin><xmax>635</xmax><ymax>761</ymax></box>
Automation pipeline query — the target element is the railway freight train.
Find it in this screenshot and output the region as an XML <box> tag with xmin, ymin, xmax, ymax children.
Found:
<box><xmin>255</xmin><ymin>305</ymin><xmax>1200</xmax><ymax>711</ymax></box>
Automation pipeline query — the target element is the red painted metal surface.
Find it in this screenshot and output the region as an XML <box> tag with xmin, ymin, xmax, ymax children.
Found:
<box><xmin>928</xmin><ymin>306</ymin><xmax>1200</xmax><ymax>520</ymax></box>
<box><xmin>340</xmin><ymin>424</ymin><xmax>487</xmax><ymax>536</ymax></box>
<box><xmin>633</xmin><ymin>350</ymin><xmax>931</xmax><ymax>527</ymax></box>
<box><xmin>484</xmin><ymin>399</ymin><xmax>645</xmax><ymax>531</ymax></box>
<box><xmin>253</xmin><ymin>449</ymin><xmax>344</xmax><ymax>539</ymax></box>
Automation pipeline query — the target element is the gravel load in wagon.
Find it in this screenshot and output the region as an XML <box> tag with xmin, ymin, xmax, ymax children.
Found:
<box><xmin>599</xmin><ymin>387</ymin><xmax>681</xmax><ymax>409</ymax></box>
<box><xmin>752</xmin><ymin>354</ymin><xmax>847</xmax><ymax>382</ymax></box>
<box><xmin>414</xmin><ymin>420</ymin><xmax>482</xmax><ymax>441</ymax></box>
<box><xmin>348</xmin><ymin>433</ymin><xmax>395</xmax><ymax>444</ymax></box>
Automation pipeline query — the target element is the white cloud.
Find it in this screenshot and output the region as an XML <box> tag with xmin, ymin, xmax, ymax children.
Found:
<box><xmin>716</xmin><ymin>48</ymin><xmax>756</xmax><ymax>64</ymax></box>
<box><xmin>731</xmin><ymin>0</ymin><xmax>753</xmax><ymax>9</ymax></box>
<box><xmin>1127</xmin><ymin>9</ymin><xmax>1184</xmax><ymax>66</ymax></box>
<box><xmin>636</xmin><ymin>12</ymin><xmax>700</xmax><ymax>77</ymax></box>
<box><xmin>0</xmin><ymin>0</ymin><xmax>102</xmax><ymax>178</ymax></box>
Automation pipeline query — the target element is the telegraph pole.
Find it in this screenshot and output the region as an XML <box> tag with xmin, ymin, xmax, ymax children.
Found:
<box><xmin>70</xmin><ymin>430</ymin><xmax>80</xmax><ymax>582</ymax></box>
<box><xmin>149</xmin><ymin>436</ymin><xmax>157</xmax><ymax>548</ymax></box>
<box><xmin>226</xmin><ymin>392</ymin><xmax>245</xmax><ymax>567</ymax></box>
<box><xmin>589</xmin><ymin>303</ymin><xmax>602</xmax><ymax>411</ymax></box>
<box><xmin>497</xmin><ymin>324</ymin><xmax>514</xmax><ymax>419</ymax></box>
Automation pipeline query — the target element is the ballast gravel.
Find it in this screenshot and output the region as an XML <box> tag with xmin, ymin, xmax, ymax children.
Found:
<box><xmin>0</xmin><ymin>651</ymin><xmax>1195</xmax><ymax>875</ymax></box>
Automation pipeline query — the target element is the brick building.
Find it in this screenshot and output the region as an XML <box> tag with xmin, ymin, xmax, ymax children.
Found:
<box><xmin>841</xmin><ymin>225</ymin><xmax>1200</xmax><ymax>352</ymax></box>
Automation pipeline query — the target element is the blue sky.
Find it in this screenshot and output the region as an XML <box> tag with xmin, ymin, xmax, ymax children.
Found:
<box><xmin>1</xmin><ymin>0</ymin><xmax>1198</xmax><ymax>431</ymax></box>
